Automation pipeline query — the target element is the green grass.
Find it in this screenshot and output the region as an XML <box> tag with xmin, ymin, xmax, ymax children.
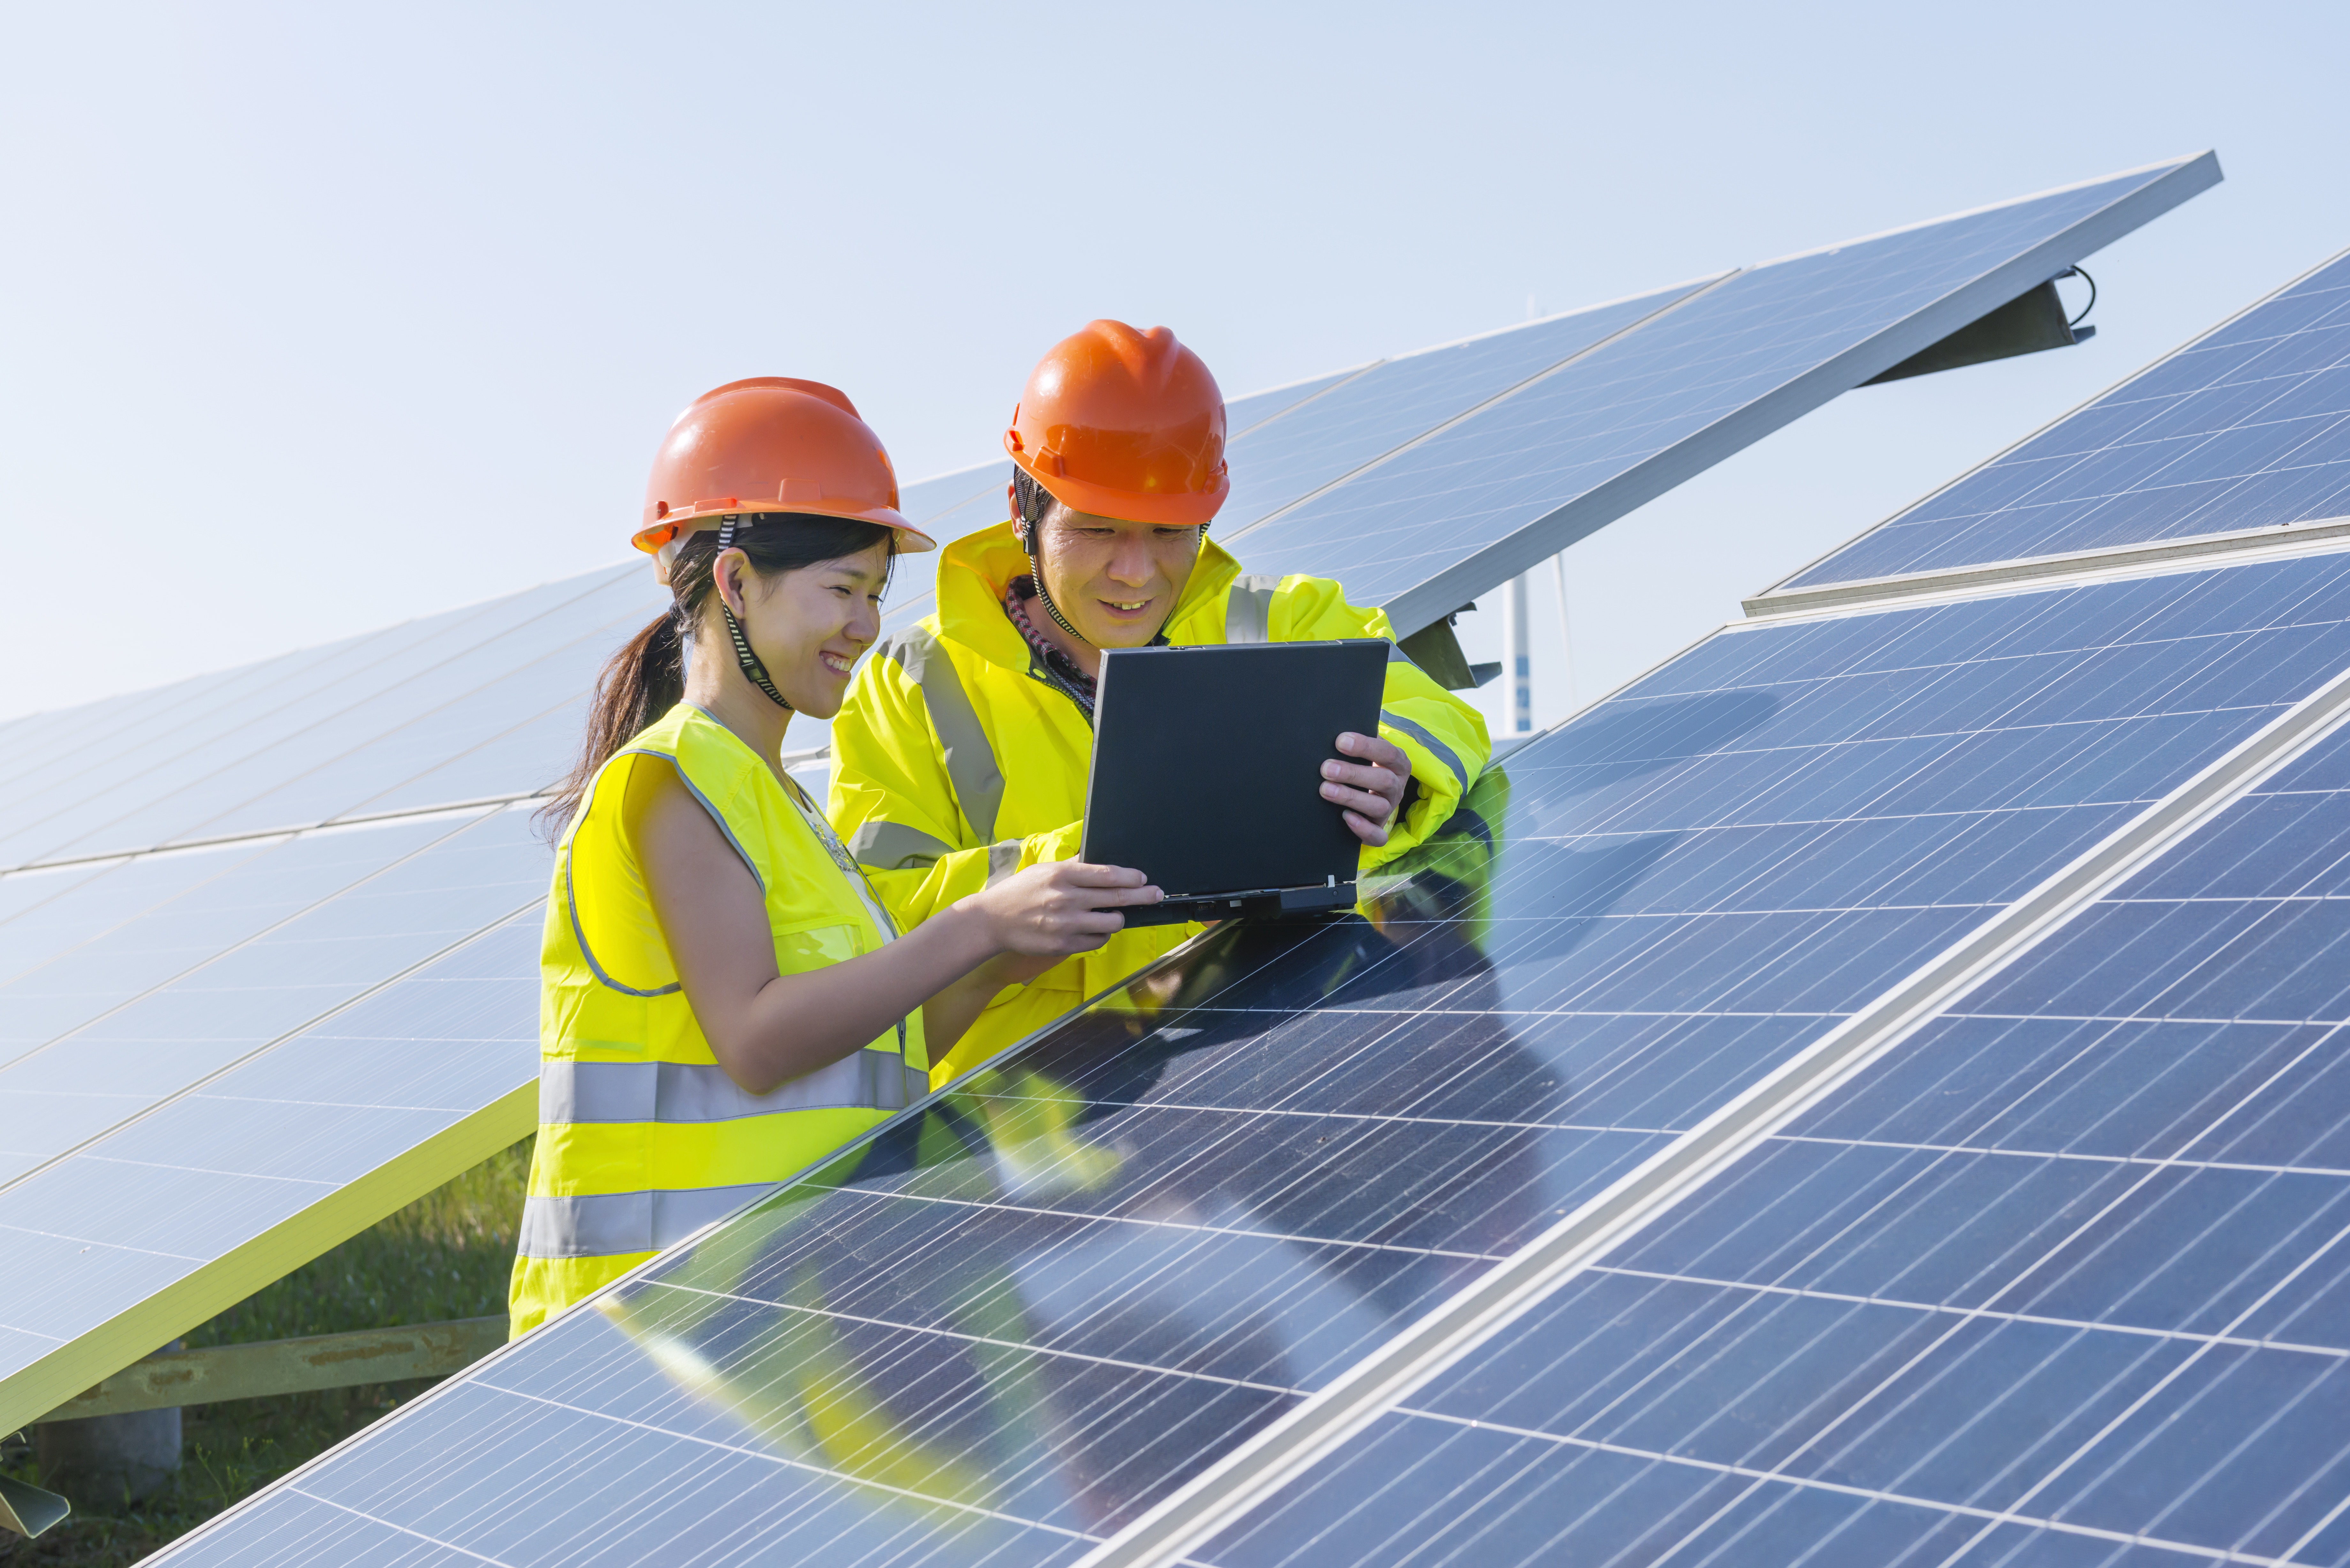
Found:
<box><xmin>1</xmin><ymin>1137</ymin><xmax>532</xmax><ymax>1567</ymax></box>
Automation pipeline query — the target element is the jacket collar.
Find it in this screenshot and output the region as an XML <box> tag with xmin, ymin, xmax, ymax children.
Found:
<box><xmin>932</xmin><ymin>520</ymin><xmax>1244</xmax><ymax>672</ymax></box>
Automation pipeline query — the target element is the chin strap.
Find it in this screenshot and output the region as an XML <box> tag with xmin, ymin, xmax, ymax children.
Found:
<box><xmin>1014</xmin><ymin>484</ymin><xmax>1090</xmax><ymax>646</ymax></box>
<box><xmin>716</xmin><ymin>518</ymin><xmax>793</xmax><ymax>711</ymax></box>
<box><xmin>1014</xmin><ymin>473</ymin><xmax>1210</xmax><ymax>649</ymax></box>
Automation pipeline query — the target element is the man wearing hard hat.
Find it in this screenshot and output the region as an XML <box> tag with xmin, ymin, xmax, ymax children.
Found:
<box><xmin>829</xmin><ymin>320</ymin><xmax>1490</xmax><ymax>1086</ymax></box>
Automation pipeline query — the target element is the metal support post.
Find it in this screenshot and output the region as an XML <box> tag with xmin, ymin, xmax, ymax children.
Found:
<box><xmin>1502</xmin><ymin>572</ymin><xmax>1533</xmax><ymax>734</ymax></box>
<box><xmin>1550</xmin><ymin>553</ymin><xmax>1576</xmax><ymax>708</ymax></box>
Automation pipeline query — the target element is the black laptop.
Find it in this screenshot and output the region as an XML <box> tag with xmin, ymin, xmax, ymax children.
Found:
<box><xmin>1080</xmin><ymin>639</ymin><xmax>1391</xmax><ymax>926</ymax></box>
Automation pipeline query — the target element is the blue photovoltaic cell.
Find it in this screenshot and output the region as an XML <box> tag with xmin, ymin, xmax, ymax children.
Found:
<box><xmin>0</xmin><ymin>568</ymin><xmax>644</xmax><ymax>868</ymax></box>
<box><xmin>1213</xmin><ymin>288</ymin><xmax>1708</xmax><ymax>539</ymax></box>
<box><xmin>148</xmin><ymin>548</ymin><xmax>2350</xmax><ymax>1567</ymax></box>
<box><xmin>0</xmin><ymin>570</ymin><xmax>625</xmax><ymax>870</ymax></box>
<box><xmin>0</xmin><ymin>821</ymin><xmax>460</xmax><ymax>1071</ymax></box>
<box><xmin>1790</xmin><ymin>248</ymin><xmax>2350</xmax><ymax>587</ymax></box>
<box><xmin>180</xmin><ymin>591</ymin><xmax>663</xmax><ymax>840</ymax></box>
<box><xmin>0</xmin><ymin>852</ymin><xmax>262</xmax><ymax>992</ymax></box>
<box><xmin>0</xmin><ymin>805</ymin><xmax>547</xmax><ymax>1191</ymax></box>
<box><xmin>1225</xmin><ymin>369</ymin><xmax>1364</xmax><ymax>436</ymax></box>
<box><xmin>0</xmin><ymin>906</ymin><xmax>540</xmax><ymax>1395</ymax></box>
<box><xmin>0</xmin><ymin>580</ymin><xmax>549</xmax><ymax>850</ymax></box>
<box><xmin>1234</xmin><ymin>163</ymin><xmax>2197</xmax><ymax>634</ymax></box>
<box><xmin>1198</xmin><ymin>597</ymin><xmax>2350</xmax><ymax>1568</ymax></box>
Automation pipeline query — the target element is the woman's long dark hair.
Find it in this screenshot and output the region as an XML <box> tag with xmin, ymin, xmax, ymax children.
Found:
<box><xmin>540</xmin><ymin>514</ymin><xmax>896</xmax><ymax>833</ymax></box>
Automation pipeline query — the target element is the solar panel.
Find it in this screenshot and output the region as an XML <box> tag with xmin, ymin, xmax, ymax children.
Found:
<box><xmin>1768</xmin><ymin>246</ymin><xmax>2350</xmax><ymax>602</ymax></box>
<box><xmin>0</xmin><ymin>160</ymin><xmax>2237</xmax><ymax>1546</ymax></box>
<box><xmin>0</xmin><ymin>905</ymin><xmax>541</xmax><ymax>1429</ymax></box>
<box><xmin>0</xmin><ymin>567</ymin><xmax>652</xmax><ymax>871</ymax></box>
<box><xmin>0</xmin><ymin>805</ymin><xmax>548</xmax><ymax>1427</ymax></box>
<box><xmin>1209</xmin><ymin>284</ymin><xmax>1719</xmax><ymax>539</ymax></box>
<box><xmin>0</xmin><ymin>351</ymin><xmax>1504</xmax><ymax>1444</ymax></box>
<box><xmin>1193</xmin><ymin>623</ymin><xmax>2350</xmax><ymax>1568</ymax></box>
<box><xmin>138</xmin><ymin>541</ymin><xmax>2350</xmax><ymax>1565</ymax></box>
<box><xmin>1234</xmin><ymin>155</ymin><xmax>2221</xmax><ymax>639</ymax></box>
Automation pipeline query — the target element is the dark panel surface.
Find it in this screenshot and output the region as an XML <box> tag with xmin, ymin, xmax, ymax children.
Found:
<box><xmin>1789</xmin><ymin>249</ymin><xmax>2350</xmax><ymax>588</ymax></box>
<box><xmin>1204</xmin><ymin>621</ymin><xmax>2350</xmax><ymax>1568</ymax></box>
<box><xmin>151</xmin><ymin>548</ymin><xmax>2350</xmax><ymax>1568</ymax></box>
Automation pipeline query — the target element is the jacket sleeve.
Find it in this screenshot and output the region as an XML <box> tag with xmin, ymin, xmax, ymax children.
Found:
<box><xmin>828</xmin><ymin>645</ymin><xmax>1083</xmax><ymax>931</ymax></box>
<box><xmin>1266</xmin><ymin>574</ymin><xmax>1492</xmax><ymax>872</ymax></box>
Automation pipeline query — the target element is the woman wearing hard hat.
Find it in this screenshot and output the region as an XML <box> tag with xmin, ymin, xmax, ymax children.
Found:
<box><xmin>508</xmin><ymin>378</ymin><xmax>1162</xmax><ymax>1336</ymax></box>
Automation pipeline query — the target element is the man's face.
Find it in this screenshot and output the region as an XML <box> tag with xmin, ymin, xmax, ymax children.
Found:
<box><xmin>1033</xmin><ymin>503</ymin><xmax>1202</xmax><ymax>648</ymax></box>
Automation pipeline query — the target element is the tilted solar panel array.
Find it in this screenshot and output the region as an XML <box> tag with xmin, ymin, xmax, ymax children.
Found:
<box><xmin>1196</xmin><ymin>570</ymin><xmax>2350</xmax><ymax>1568</ymax></box>
<box><xmin>1768</xmin><ymin>245</ymin><xmax>2350</xmax><ymax>599</ymax></box>
<box><xmin>1</xmin><ymin>159</ymin><xmax>2224</xmax><ymax>1532</ymax></box>
<box><xmin>1228</xmin><ymin>157</ymin><xmax>2217</xmax><ymax>639</ymax></box>
<box><xmin>145</xmin><ymin>492</ymin><xmax>2350</xmax><ymax>1558</ymax></box>
<box><xmin>1172</xmin><ymin>251</ymin><xmax>2350</xmax><ymax>1568</ymax></box>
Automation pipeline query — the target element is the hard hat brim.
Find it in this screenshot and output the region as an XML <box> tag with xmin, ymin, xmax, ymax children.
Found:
<box><xmin>631</xmin><ymin>505</ymin><xmax>937</xmax><ymax>558</ymax></box>
<box><xmin>1005</xmin><ymin>439</ymin><xmax>1228</xmax><ymax>527</ymax></box>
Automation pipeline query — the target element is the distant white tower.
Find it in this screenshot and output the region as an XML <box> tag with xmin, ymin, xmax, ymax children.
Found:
<box><xmin>1502</xmin><ymin>572</ymin><xmax>1533</xmax><ymax>734</ymax></box>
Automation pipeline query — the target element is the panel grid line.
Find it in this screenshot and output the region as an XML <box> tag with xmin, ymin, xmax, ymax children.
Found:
<box><xmin>1349</xmin><ymin>1408</ymin><xmax>2324</xmax><ymax>1568</ymax></box>
<box><xmin>1765</xmin><ymin>240</ymin><xmax>2350</xmax><ymax>596</ymax></box>
<box><xmin>1074</xmin><ymin>641</ymin><xmax>2350</xmax><ymax>1568</ymax></box>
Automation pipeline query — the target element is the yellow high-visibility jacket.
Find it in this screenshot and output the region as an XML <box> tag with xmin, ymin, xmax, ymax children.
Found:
<box><xmin>509</xmin><ymin>702</ymin><xmax>929</xmax><ymax>1337</ymax></box>
<box><xmin>829</xmin><ymin>521</ymin><xmax>1490</xmax><ymax>1086</ymax></box>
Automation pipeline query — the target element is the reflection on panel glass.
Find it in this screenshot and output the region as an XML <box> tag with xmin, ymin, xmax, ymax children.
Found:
<box><xmin>150</xmin><ymin>547</ymin><xmax>2350</xmax><ymax>1567</ymax></box>
<box><xmin>0</xmin><ymin>909</ymin><xmax>541</xmax><ymax>1403</ymax></box>
<box><xmin>1795</xmin><ymin>249</ymin><xmax>2350</xmax><ymax>587</ymax></box>
<box><xmin>1200</xmin><ymin>632</ymin><xmax>2350</xmax><ymax>1568</ymax></box>
<box><xmin>1233</xmin><ymin>163</ymin><xmax>2187</xmax><ymax>622</ymax></box>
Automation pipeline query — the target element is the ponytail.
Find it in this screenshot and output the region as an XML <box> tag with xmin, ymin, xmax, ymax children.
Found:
<box><xmin>539</xmin><ymin>610</ymin><xmax>682</xmax><ymax>834</ymax></box>
<box><xmin>538</xmin><ymin>512</ymin><xmax>896</xmax><ymax>836</ymax></box>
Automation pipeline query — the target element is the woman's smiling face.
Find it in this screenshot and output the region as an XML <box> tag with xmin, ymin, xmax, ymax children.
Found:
<box><xmin>724</xmin><ymin>540</ymin><xmax>891</xmax><ymax>719</ymax></box>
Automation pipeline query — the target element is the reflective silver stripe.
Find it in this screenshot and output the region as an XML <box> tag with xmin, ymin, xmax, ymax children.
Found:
<box><xmin>517</xmin><ymin>1183</ymin><xmax>778</xmax><ymax>1260</ymax></box>
<box><xmin>848</xmin><ymin>820</ymin><xmax>956</xmax><ymax>872</ymax></box>
<box><xmin>1224</xmin><ymin>575</ymin><xmax>1281</xmax><ymax>644</ymax></box>
<box><xmin>541</xmin><ymin>1050</ymin><xmax>922</xmax><ymax>1125</ymax></box>
<box><xmin>564</xmin><ymin>852</ymin><xmax>681</xmax><ymax>999</ymax></box>
<box><xmin>878</xmin><ymin>626</ymin><xmax>1005</xmax><ymax>840</ymax></box>
<box><xmin>1381</xmin><ymin>709</ymin><xmax>1470</xmax><ymax>793</ymax></box>
<box><xmin>987</xmin><ymin>839</ymin><xmax>1022</xmax><ymax>887</ymax></box>
<box><xmin>625</xmin><ymin>739</ymin><xmax>764</xmax><ymax>892</ymax></box>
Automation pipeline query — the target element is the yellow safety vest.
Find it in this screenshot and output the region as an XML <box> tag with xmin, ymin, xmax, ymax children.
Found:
<box><xmin>829</xmin><ymin>522</ymin><xmax>1490</xmax><ymax>1089</ymax></box>
<box><xmin>509</xmin><ymin>702</ymin><xmax>928</xmax><ymax>1337</ymax></box>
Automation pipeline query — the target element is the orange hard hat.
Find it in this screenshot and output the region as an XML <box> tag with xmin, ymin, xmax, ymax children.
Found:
<box><xmin>1004</xmin><ymin>321</ymin><xmax>1229</xmax><ymax>527</ymax></box>
<box><xmin>632</xmin><ymin>377</ymin><xmax>934</xmax><ymax>569</ymax></box>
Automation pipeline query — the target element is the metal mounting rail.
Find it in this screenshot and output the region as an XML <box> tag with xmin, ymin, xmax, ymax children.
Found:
<box><xmin>1744</xmin><ymin>515</ymin><xmax>2350</xmax><ymax>621</ymax></box>
<box><xmin>34</xmin><ymin>1317</ymin><xmax>509</xmax><ymax>1423</ymax></box>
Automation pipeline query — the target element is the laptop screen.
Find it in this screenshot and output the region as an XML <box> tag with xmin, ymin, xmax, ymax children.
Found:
<box><xmin>1080</xmin><ymin>639</ymin><xmax>1390</xmax><ymax>902</ymax></box>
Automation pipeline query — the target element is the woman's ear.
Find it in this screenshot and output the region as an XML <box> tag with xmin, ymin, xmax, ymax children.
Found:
<box><xmin>713</xmin><ymin>547</ymin><xmax>750</xmax><ymax>617</ymax></box>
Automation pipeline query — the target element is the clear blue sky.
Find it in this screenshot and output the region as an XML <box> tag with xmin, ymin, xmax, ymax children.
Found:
<box><xmin>4</xmin><ymin>1</ymin><xmax>2345</xmax><ymax>732</ymax></box>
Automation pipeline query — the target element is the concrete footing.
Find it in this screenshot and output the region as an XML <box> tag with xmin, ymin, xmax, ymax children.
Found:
<box><xmin>35</xmin><ymin>1343</ymin><xmax>183</xmax><ymax>1507</ymax></box>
